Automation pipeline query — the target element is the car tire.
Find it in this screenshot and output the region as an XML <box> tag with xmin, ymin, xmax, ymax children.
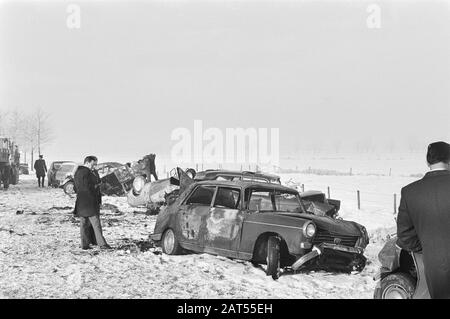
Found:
<box><xmin>161</xmin><ymin>228</ymin><xmax>182</xmax><ymax>255</ymax></box>
<box><xmin>63</xmin><ymin>181</ymin><xmax>76</xmax><ymax>195</ymax></box>
<box><xmin>266</xmin><ymin>236</ymin><xmax>281</xmax><ymax>280</ymax></box>
<box><xmin>374</xmin><ymin>273</ymin><xmax>416</xmax><ymax>299</ymax></box>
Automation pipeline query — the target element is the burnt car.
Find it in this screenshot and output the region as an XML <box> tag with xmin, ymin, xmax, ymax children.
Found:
<box><xmin>150</xmin><ymin>180</ymin><xmax>369</xmax><ymax>279</ymax></box>
<box><xmin>373</xmin><ymin>236</ymin><xmax>430</xmax><ymax>299</ymax></box>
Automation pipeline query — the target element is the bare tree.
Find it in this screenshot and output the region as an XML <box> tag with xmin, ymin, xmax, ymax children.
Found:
<box><xmin>33</xmin><ymin>107</ymin><xmax>54</xmax><ymax>156</ymax></box>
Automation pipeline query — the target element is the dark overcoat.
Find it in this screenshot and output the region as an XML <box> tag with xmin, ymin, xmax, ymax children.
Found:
<box><xmin>34</xmin><ymin>159</ymin><xmax>47</xmax><ymax>177</ymax></box>
<box><xmin>397</xmin><ymin>170</ymin><xmax>450</xmax><ymax>298</ymax></box>
<box><xmin>73</xmin><ymin>166</ymin><xmax>101</xmax><ymax>217</ymax></box>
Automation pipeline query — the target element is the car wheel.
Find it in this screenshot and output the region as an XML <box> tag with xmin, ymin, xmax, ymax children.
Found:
<box><xmin>63</xmin><ymin>181</ymin><xmax>75</xmax><ymax>195</ymax></box>
<box><xmin>374</xmin><ymin>273</ymin><xmax>416</xmax><ymax>299</ymax></box>
<box><xmin>266</xmin><ymin>236</ymin><xmax>281</xmax><ymax>280</ymax></box>
<box><xmin>161</xmin><ymin>228</ymin><xmax>182</xmax><ymax>255</ymax></box>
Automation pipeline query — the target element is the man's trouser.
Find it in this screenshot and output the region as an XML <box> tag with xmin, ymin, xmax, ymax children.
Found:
<box><xmin>37</xmin><ymin>175</ymin><xmax>45</xmax><ymax>187</ymax></box>
<box><xmin>80</xmin><ymin>215</ymin><xmax>107</xmax><ymax>248</ymax></box>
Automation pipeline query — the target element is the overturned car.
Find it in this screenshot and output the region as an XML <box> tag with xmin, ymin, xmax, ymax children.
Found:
<box><xmin>150</xmin><ymin>180</ymin><xmax>369</xmax><ymax>278</ymax></box>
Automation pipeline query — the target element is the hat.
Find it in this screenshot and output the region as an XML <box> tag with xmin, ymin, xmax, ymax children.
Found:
<box><xmin>39</xmin><ymin>154</ymin><xmax>43</xmax><ymax>158</ymax></box>
<box><xmin>427</xmin><ymin>141</ymin><xmax>450</xmax><ymax>165</ymax></box>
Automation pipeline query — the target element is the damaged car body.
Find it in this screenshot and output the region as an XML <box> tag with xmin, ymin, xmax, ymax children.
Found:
<box><xmin>150</xmin><ymin>180</ymin><xmax>369</xmax><ymax>279</ymax></box>
<box><xmin>373</xmin><ymin>235</ymin><xmax>430</xmax><ymax>299</ymax></box>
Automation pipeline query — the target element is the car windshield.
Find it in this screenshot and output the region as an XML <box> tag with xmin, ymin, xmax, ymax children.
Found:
<box><xmin>245</xmin><ymin>187</ymin><xmax>302</xmax><ymax>212</ymax></box>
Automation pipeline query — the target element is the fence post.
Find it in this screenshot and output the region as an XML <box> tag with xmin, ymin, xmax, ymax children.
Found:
<box><xmin>327</xmin><ymin>186</ymin><xmax>330</xmax><ymax>199</ymax></box>
<box><xmin>350</xmin><ymin>167</ymin><xmax>353</xmax><ymax>175</ymax></box>
<box><xmin>357</xmin><ymin>190</ymin><xmax>361</xmax><ymax>210</ymax></box>
<box><xmin>201</xmin><ymin>163</ymin><xmax>204</xmax><ymax>171</ymax></box>
<box><xmin>196</xmin><ymin>163</ymin><xmax>199</xmax><ymax>171</ymax></box>
<box><xmin>240</xmin><ymin>164</ymin><xmax>243</xmax><ymax>171</ymax></box>
<box><xmin>389</xmin><ymin>168</ymin><xmax>392</xmax><ymax>176</ymax></box>
<box><xmin>394</xmin><ymin>193</ymin><xmax>397</xmax><ymax>214</ymax></box>
<box><xmin>301</xmin><ymin>184</ymin><xmax>305</xmax><ymax>192</ymax></box>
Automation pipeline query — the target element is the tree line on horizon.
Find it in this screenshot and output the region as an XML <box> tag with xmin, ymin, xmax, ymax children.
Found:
<box><xmin>0</xmin><ymin>107</ymin><xmax>54</xmax><ymax>169</ymax></box>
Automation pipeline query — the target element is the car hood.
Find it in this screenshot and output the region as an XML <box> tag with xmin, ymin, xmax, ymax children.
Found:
<box><xmin>277</xmin><ymin>212</ymin><xmax>364</xmax><ymax>236</ymax></box>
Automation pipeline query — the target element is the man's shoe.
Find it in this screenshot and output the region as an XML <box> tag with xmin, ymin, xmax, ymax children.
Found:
<box><xmin>81</xmin><ymin>245</ymin><xmax>92</xmax><ymax>250</ymax></box>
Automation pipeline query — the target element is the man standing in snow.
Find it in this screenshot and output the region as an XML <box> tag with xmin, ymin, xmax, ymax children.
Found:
<box><xmin>73</xmin><ymin>155</ymin><xmax>111</xmax><ymax>250</ymax></box>
<box><xmin>33</xmin><ymin>155</ymin><xmax>47</xmax><ymax>187</ymax></box>
<box><xmin>396</xmin><ymin>141</ymin><xmax>450</xmax><ymax>298</ymax></box>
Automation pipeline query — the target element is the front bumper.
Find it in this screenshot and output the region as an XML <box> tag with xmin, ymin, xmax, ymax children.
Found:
<box><xmin>291</xmin><ymin>243</ymin><xmax>366</xmax><ymax>272</ymax></box>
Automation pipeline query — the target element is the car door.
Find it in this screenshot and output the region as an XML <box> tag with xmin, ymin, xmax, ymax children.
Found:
<box><xmin>176</xmin><ymin>185</ymin><xmax>216</xmax><ymax>251</ymax></box>
<box><xmin>203</xmin><ymin>186</ymin><xmax>243</xmax><ymax>257</ymax></box>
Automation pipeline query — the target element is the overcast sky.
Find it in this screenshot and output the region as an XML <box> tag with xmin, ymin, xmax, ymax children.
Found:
<box><xmin>0</xmin><ymin>0</ymin><xmax>449</xmax><ymax>165</ymax></box>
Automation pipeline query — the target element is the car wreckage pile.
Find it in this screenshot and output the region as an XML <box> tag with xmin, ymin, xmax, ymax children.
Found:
<box><xmin>125</xmin><ymin>167</ymin><xmax>369</xmax><ymax>279</ymax></box>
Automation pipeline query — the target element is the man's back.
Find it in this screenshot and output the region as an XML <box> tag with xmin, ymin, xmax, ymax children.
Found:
<box><xmin>397</xmin><ymin>170</ymin><xmax>450</xmax><ymax>298</ymax></box>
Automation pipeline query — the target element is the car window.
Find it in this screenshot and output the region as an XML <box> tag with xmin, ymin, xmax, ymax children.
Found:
<box><xmin>213</xmin><ymin>187</ymin><xmax>240</xmax><ymax>209</ymax></box>
<box><xmin>245</xmin><ymin>188</ymin><xmax>301</xmax><ymax>212</ymax></box>
<box><xmin>186</xmin><ymin>185</ymin><xmax>216</xmax><ymax>206</ymax></box>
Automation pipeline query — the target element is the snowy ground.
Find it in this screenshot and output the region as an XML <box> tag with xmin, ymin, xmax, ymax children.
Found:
<box><xmin>0</xmin><ymin>173</ymin><xmax>409</xmax><ymax>299</ymax></box>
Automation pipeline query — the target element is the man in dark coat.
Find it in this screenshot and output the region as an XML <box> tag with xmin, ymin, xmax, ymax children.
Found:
<box><xmin>34</xmin><ymin>155</ymin><xmax>47</xmax><ymax>187</ymax></box>
<box><xmin>73</xmin><ymin>155</ymin><xmax>111</xmax><ymax>250</ymax></box>
<box><xmin>397</xmin><ymin>141</ymin><xmax>450</xmax><ymax>299</ymax></box>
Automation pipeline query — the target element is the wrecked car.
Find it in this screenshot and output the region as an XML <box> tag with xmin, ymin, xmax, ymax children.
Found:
<box><xmin>373</xmin><ymin>236</ymin><xmax>430</xmax><ymax>299</ymax></box>
<box><xmin>150</xmin><ymin>180</ymin><xmax>369</xmax><ymax>279</ymax></box>
<box><xmin>97</xmin><ymin>162</ymin><xmax>135</xmax><ymax>196</ymax></box>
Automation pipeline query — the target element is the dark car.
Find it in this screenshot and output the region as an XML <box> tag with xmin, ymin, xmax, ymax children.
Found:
<box><xmin>151</xmin><ymin>180</ymin><xmax>369</xmax><ymax>279</ymax></box>
<box><xmin>373</xmin><ymin>236</ymin><xmax>430</xmax><ymax>299</ymax></box>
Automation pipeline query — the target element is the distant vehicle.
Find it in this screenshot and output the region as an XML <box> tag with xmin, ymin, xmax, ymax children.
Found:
<box><xmin>52</xmin><ymin>162</ymin><xmax>80</xmax><ymax>194</ymax></box>
<box><xmin>151</xmin><ymin>180</ymin><xmax>369</xmax><ymax>279</ymax></box>
<box><xmin>0</xmin><ymin>137</ymin><xmax>20</xmax><ymax>188</ymax></box>
<box><xmin>19</xmin><ymin>163</ymin><xmax>29</xmax><ymax>175</ymax></box>
<box><xmin>48</xmin><ymin>161</ymin><xmax>73</xmax><ymax>187</ymax></box>
<box><xmin>373</xmin><ymin>236</ymin><xmax>430</xmax><ymax>299</ymax></box>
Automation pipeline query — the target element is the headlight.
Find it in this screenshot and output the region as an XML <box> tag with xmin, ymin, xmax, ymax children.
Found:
<box><xmin>132</xmin><ymin>176</ymin><xmax>146</xmax><ymax>194</ymax></box>
<box><xmin>303</xmin><ymin>222</ymin><xmax>316</xmax><ymax>238</ymax></box>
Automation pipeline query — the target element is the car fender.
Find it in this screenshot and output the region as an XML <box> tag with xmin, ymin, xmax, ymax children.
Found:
<box><xmin>240</xmin><ymin>214</ymin><xmax>310</xmax><ymax>256</ymax></box>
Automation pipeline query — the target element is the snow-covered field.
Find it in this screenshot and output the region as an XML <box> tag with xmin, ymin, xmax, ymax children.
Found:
<box><xmin>0</xmin><ymin>173</ymin><xmax>412</xmax><ymax>299</ymax></box>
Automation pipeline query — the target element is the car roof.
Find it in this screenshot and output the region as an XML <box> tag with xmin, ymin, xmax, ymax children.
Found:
<box><xmin>194</xmin><ymin>179</ymin><xmax>297</xmax><ymax>192</ymax></box>
<box><xmin>196</xmin><ymin>169</ymin><xmax>280</xmax><ymax>180</ymax></box>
